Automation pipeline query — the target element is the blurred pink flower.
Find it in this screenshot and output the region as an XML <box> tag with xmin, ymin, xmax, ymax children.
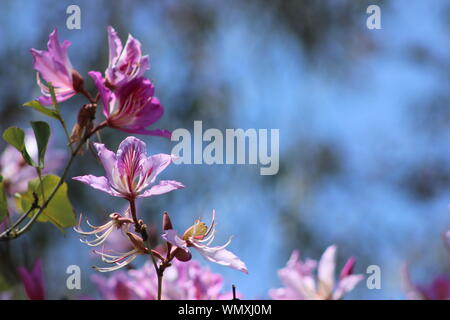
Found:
<box><xmin>73</xmin><ymin>136</ymin><xmax>184</xmax><ymax>200</ymax></box>
<box><xmin>0</xmin><ymin>131</ymin><xmax>65</xmax><ymax>195</ymax></box>
<box><xmin>105</xmin><ymin>26</ymin><xmax>149</xmax><ymax>88</ymax></box>
<box><xmin>162</xmin><ymin>210</ymin><xmax>248</xmax><ymax>274</ymax></box>
<box><xmin>402</xmin><ymin>265</ymin><xmax>450</xmax><ymax>300</ymax></box>
<box><xmin>91</xmin><ymin>271</ymin><xmax>138</xmax><ymax>300</ymax></box>
<box><xmin>269</xmin><ymin>245</ymin><xmax>363</xmax><ymax>300</ymax></box>
<box><xmin>90</xmin><ymin>72</ymin><xmax>170</xmax><ymax>138</ymax></box>
<box><xmin>92</xmin><ymin>259</ymin><xmax>238</xmax><ymax>300</ymax></box>
<box><xmin>17</xmin><ymin>259</ymin><xmax>45</xmax><ymax>300</ymax></box>
<box><xmin>30</xmin><ymin>29</ymin><xmax>82</xmax><ymax>105</ymax></box>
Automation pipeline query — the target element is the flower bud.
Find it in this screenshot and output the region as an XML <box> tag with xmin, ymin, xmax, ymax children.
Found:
<box><xmin>71</xmin><ymin>69</ymin><xmax>85</xmax><ymax>93</ymax></box>
<box><xmin>173</xmin><ymin>247</ymin><xmax>192</xmax><ymax>262</ymax></box>
<box><xmin>340</xmin><ymin>256</ymin><xmax>356</xmax><ymax>280</ymax></box>
<box><xmin>70</xmin><ymin>103</ymin><xmax>96</xmax><ymax>145</ymax></box>
<box><xmin>162</xmin><ymin>212</ymin><xmax>173</xmax><ymax>230</ymax></box>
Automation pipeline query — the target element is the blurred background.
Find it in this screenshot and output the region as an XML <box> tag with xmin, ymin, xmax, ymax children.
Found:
<box><xmin>0</xmin><ymin>0</ymin><xmax>449</xmax><ymax>299</ymax></box>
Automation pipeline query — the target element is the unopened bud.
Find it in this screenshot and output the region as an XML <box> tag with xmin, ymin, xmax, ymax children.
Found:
<box><xmin>71</xmin><ymin>69</ymin><xmax>85</xmax><ymax>93</ymax></box>
<box><xmin>340</xmin><ymin>256</ymin><xmax>356</xmax><ymax>279</ymax></box>
<box><xmin>162</xmin><ymin>212</ymin><xmax>173</xmax><ymax>230</ymax></box>
<box><xmin>70</xmin><ymin>104</ymin><xmax>96</xmax><ymax>145</ymax></box>
<box><xmin>173</xmin><ymin>247</ymin><xmax>192</xmax><ymax>262</ymax></box>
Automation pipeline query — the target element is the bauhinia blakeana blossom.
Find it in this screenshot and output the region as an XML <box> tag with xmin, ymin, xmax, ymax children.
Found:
<box><xmin>105</xmin><ymin>26</ymin><xmax>149</xmax><ymax>89</ymax></box>
<box><xmin>74</xmin><ymin>211</ymin><xmax>133</xmax><ymax>247</ymax></box>
<box><xmin>401</xmin><ymin>265</ymin><xmax>450</xmax><ymax>300</ymax></box>
<box><xmin>92</xmin><ymin>259</ymin><xmax>241</xmax><ymax>300</ymax></box>
<box><xmin>89</xmin><ymin>72</ymin><xmax>170</xmax><ymax>138</ymax></box>
<box><xmin>93</xmin><ymin>232</ymin><xmax>149</xmax><ymax>272</ymax></box>
<box><xmin>162</xmin><ymin>210</ymin><xmax>248</xmax><ymax>274</ymax></box>
<box><xmin>30</xmin><ymin>29</ymin><xmax>83</xmax><ymax>105</ymax></box>
<box><xmin>17</xmin><ymin>260</ymin><xmax>45</xmax><ymax>300</ymax></box>
<box><xmin>73</xmin><ymin>136</ymin><xmax>184</xmax><ymax>200</ymax></box>
<box><xmin>269</xmin><ymin>245</ymin><xmax>363</xmax><ymax>300</ymax></box>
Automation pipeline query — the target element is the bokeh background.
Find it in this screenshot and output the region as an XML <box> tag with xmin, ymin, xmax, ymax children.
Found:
<box><xmin>1</xmin><ymin>0</ymin><xmax>449</xmax><ymax>299</ymax></box>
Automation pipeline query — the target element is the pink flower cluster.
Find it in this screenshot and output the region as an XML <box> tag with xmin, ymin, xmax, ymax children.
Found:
<box><xmin>269</xmin><ymin>245</ymin><xmax>363</xmax><ymax>300</ymax></box>
<box><xmin>92</xmin><ymin>259</ymin><xmax>238</xmax><ymax>300</ymax></box>
<box><xmin>31</xmin><ymin>27</ymin><xmax>170</xmax><ymax>138</ymax></box>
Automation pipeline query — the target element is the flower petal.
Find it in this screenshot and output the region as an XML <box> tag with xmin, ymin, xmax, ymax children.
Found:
<box><xmin>332</xmin><ymin>274</ymin><xmax>364</xmax><ymax>300</ymax></box>
<box><xmin>17</xmin><ymin>260</ymin><xmax>45</xmax><ymax>300</ymax></box>
<box><xmin>72</xmin><ymin>175</ymin><xmax>119</xmax><ymax>196</ymax></box>
<box><xmin>88</xmin><ymin>71</ymin><xmax>112</xmax><ymax>117</ymax></box>
<box><xmin>161</xmin><ymin>229</ymin><xmax>188</xmax><ymax>251</ymax></box>
<box><xmin>317</xmin><ymin>245</ymin><xmax>337</xmax><ymax>298</ymax></box>
<box><xmin>139</xmin><ymin>180</ymin><xmax>184</xmax><ymax>198</ymax></box>
<box><xmin>193</xmin><ymin>243</ymin><xmax>248</xmax><ymax>274</ymax></box>
<box><xmin>107</xmin><ymin>26</ymin><xmax>123</xmax><ymax>68</ymax></box>
<box><xmin>93</xmin><ymin>143</ymin><xmax>117</xmax><ymax>180</ymax></box>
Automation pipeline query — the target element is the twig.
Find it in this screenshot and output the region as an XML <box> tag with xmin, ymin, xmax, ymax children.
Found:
<box><xmin>0</xmin><ymin>122</ymin><xmax>106</xmax><ymax>241</ymax></box>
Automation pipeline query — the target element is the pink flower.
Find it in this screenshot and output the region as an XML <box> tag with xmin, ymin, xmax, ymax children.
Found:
<box><xmin>269</xmin><ymin>245</ymin><xmax>363</xmax><ymax>300</ymax></box>
<box><xmin>105</xmin><ymin>26</ymin><xmax>149</xmax><ymax>88</ymax></box>
<box><xmin>0</xmin><ymin>130</ymin><xmax>65</xmax><ymax>195</ymax></box>
<box><xmin>30</xmin><ymin>29</ymin><xmax>83</xmax><ymax>105</ymax></box>
<box><xmin>73</xmin><ymin>136</ymin><xmax>184</xmax><ymax>199</ymax></box>
<box><xmin>74</xmin><ymin>211</ymin><xmax>133</xmax><ymax>247</ymax></box>
<box><xmin>92</xmin><ymin>259</ymin><xmax>239</xmax><ymax>300</ymax></box>
<box><xmin>162</xmin><ymin>210</ymin><xmax>248</xmax><ymax>274</ymax></box>
<box><xmin>17</xmin><ymin>259</ymin><xmax>45</xmax><ymax>300</ymax></box>
<box><xmin>89</xmin><ymin>72</ymin><xmax>170</xmax><ymax>138</ymax></box>
<box><xmin>402</xmin><ymin>265</ymin><xmax>450</xmax><ymax>300</ymax></box>
<box><xmin>91</xmin><ymin>272</ymin><xmax>138</xmax><ymax>300</ymax></box>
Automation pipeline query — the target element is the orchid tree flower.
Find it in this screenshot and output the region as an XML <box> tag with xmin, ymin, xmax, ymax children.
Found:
<box><xmin>104</xmin><ymin>26</ymin><xmax>149</xmax><ymax>89</ymax></box>
<box><xmin>73</xmin><ymin>136</ymin><xmax>184</xmax><ymax>200</ymax></box>
<box><xmin>91</xmin><ymin>272</ymin><xmax>138</xmax><ymax>300</ymax></box>
<box><xmin>269</xmin><ymin>245</ymin><xmax>363</xmax><ymax>300</ymax></box>
<box><xmin>30</xmin><ymin>29</ymin><xmax>83</xmax><ymax>105</ymax></box>
<box><xmin>401</xmin><ymin>265</ymin><xmax>450</xmax><ymax>300</ymax></box>
<box><xmin>89</xmin><ymin>72</ymin><xmax>170</xmax><ymax>138</ymax></box>
<box><xmin>17</xmin><ymin>260</ymin><xmax>45</xmax><ymax>300</ymax></box>
<box><xmin>74</xmin><ymin>210</ymin><xmax>133</xmax><ymax>247</ymax></box>
<box><xmin>93</xmin><ymin>232</ymin><xmax>149</xmax><ymax>272</ymax></box>
<box><xmin>162</xmin><ymin>210</ymin><xmax>248</xmax><ymax>274</ymax></box>
<box><xmin>92</xmin><ymin>259</ymin><xmax>241</xmax><ymax>300</ymax></box>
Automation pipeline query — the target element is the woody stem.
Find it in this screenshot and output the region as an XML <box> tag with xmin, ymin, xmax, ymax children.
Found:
<box><xmin>128</xmin><ymin>198</ymin><xmax>164</xmax><ymax>300</ymax></box>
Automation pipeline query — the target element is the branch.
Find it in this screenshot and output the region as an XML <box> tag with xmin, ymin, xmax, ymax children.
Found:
<box><xmin>0</xmin><ymin>122</ymin><xmax>106</xmax><ymax>241</ymax></box>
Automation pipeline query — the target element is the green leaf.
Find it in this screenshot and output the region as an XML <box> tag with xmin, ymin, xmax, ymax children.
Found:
<box><xmin>31</xmin><ymin>121</ymin><xmax>51</xmax><ymax>169</ymax></box>
<box><xmin>0</xmin><ymin>176</ymin><xmax>8</xmax><ymax>222</ymax></box>
<box><xmin>15</xmin><ymin>175</ymin><xmax>76</xmax><ymax>230</ymax></box>
<box><xmin>2</xmin><ymin>127</ymin><xmax>34</xmax><ymax>166</ymax></box>
<box><xmin>23</xmin><ymin>100</ymin><xmax>59</xmax><ymax>120</ymax></box>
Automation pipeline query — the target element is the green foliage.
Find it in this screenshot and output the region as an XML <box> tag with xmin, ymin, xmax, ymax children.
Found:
<box><xmin>23</xmin><ymin>100</ymin><xmax>59</xmax><ymax>120</ymax></box>
<box><xmin>30</xmin><ymin>121</ymin><xmax>50</xmax><ymax>169</ymax></box>
<box><xmin>15</xmin><ymin>175</ymin><xmax>76</xmax><ymax>230</ymax></box>
<box><xmin>2</xmin><ymin>127</ymin><xmax>33</xmax><ymax>166</ymax></box>
<box><xmin>0</xmin><ymin>176</ymin><xmax>8</xmax><ymax>222</ymax></box>
<box><xmin>2</xmin><ymin>122</ymin><xmax>51</xmax><ymax>169</ymax></box>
